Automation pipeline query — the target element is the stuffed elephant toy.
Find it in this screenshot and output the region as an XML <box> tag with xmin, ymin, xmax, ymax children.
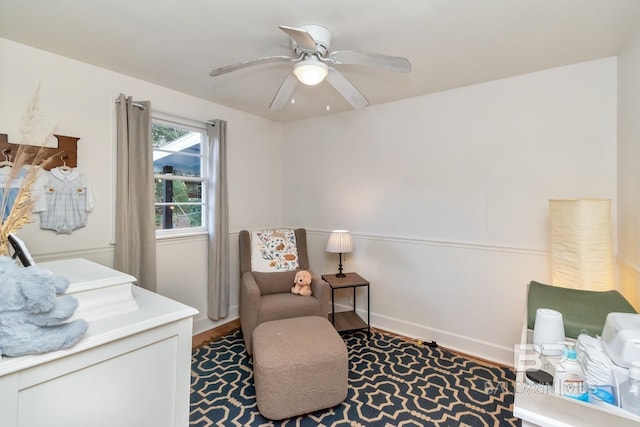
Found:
<box><xmin>0</xmin><ymin>256</ymin><xmax>88</xmax><ymax>357</ymax></box>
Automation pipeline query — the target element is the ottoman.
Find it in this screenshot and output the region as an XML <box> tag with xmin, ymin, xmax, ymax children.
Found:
<box><xmin>252</xmin><ymin>316</ymin><xmax>348</xmax><ymax>420</ymax></box>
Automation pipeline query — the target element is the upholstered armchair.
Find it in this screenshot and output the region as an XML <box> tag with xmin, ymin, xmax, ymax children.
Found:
<box><xmin>239</xmin><ymin>228</ymin><xmax>330</xmax><ymax>355</ymax></box>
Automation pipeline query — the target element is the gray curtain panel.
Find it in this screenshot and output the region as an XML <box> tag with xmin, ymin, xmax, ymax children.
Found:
<box><xmin>207</xmin><ymin>120</ymin><xmax>229</xmax><ymax>320</ymax></box>
<box><xmin>114</xmin><ymin>94</ymin><xmax>157</xmax><ymax>292</ymax></box>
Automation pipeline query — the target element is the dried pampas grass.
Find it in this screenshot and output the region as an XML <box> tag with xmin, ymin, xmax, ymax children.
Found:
<box><xmin>0</xmin><ymin>86</ymin><xmax>56</xmax><ymax>256</ymax></box>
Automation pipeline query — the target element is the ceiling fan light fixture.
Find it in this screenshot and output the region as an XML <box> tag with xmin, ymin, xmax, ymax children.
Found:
<box><xmin>293</xmin><ymin>58</ymin><xmax>328</xmax><ymax>85</ymax></box>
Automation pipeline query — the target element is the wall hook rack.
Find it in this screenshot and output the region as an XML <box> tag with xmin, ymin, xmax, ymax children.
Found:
<box><xmin>0</xmin><ymin>133</ymin><xmax>79</xmax><ymax>170</ymax></box>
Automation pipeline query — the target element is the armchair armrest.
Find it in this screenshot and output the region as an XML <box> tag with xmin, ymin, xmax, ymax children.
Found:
<box><xmin>240</xmin><ymin>271</ymin><xmax>261</xmax><ymax>354</ymax></box>
<box><xmin>310</xmin><ymin>274</ymin><xmax>330</xmax><ymax>318</ymax></box>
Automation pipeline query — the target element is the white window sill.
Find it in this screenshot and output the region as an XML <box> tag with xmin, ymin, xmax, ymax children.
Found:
<box><xmin>155</xmin><ymin>229</ymin><xmax>208</xmax><ymax>241</ymax></box>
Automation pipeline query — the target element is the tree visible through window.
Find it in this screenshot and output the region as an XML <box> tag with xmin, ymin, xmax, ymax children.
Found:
<box><xmin>152</xmin><ymin>120</ymin><xmax>206</xmax><ymax>234</ymax></box>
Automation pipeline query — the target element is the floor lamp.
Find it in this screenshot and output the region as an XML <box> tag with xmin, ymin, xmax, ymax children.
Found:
<box><xmin>549</xmin><ymin>198</ymin><xmax>614</xmax><ymax>291</ymax></box>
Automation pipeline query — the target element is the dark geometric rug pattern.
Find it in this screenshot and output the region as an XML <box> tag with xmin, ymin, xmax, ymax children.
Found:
<box><xmin>190</xmin><ymin>329</ymin><xmax>520</xmax><ymax>426</ymax></box>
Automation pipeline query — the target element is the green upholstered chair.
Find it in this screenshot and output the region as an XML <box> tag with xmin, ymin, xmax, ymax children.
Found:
<box><xmin>527</xmin><ymin>280</ymin><xmax>637</xmax><ymax>338</ymax></box>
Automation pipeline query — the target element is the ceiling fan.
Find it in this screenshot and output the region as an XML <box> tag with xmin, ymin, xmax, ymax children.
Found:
<box><xmin>209</xmin><ymin>25</ymin><xmax>412</xmax><ymax>111</ymax></box>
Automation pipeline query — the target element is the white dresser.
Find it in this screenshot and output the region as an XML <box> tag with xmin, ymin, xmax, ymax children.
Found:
<box><xmin>0</xmin><ymin>259</ymin><xmax>198</xmax><ymax>427</ymax></box>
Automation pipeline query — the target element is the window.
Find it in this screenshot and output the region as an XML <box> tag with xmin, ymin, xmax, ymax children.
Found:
<box><xmin>152</xmin><ymin>116</ymin><xmax>207</xmax><ymax>236</ymax></box>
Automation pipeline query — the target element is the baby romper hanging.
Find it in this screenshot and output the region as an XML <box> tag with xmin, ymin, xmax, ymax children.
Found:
<box><xmin>39</xmin><ymin>167</ymin><xmax>95</xmax><ymax>234</ymax></box>
<box><xmin>0</xmin><ymin>165</ymin><xmax>47</xmax><ymax>221</ymax></box>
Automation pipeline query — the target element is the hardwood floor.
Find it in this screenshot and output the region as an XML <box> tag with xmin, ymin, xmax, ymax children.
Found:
<box><xmin>192</xmin><ymin>318</ymin><xmax>240</xmax><ymax>349</ymax></box>
<box><xmin>191</xmin><ymin>318</ymin><xmax>508</xmax><ymax>369</ymax></box>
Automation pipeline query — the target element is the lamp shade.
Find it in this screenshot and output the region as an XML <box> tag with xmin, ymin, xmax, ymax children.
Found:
<box><xmin>325</xmin><ymin>230</ymin><xmax>354</xmax><ymax>253</ymax></box>
<box><xmin>549</xmin><ymin>199</ymin><xmax>614</xmax><ymax>291</ymax></box>
<box><xmin>293</xmin><ymin>58</ymin><xmax>328</xmax><ymax>86</ymax></box>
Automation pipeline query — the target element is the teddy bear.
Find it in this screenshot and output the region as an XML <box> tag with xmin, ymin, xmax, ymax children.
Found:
<box><xmin>0</xmin><ymin>256</ymin><xmax>88</xmax><ymax>357</ymax></box>
<box><xmin>291</xmin><ymin>270</ymin><xmax>313</xmax><ymax>296</ymax></box>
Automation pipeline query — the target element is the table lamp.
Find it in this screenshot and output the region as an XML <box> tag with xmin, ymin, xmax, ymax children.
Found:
<box><xmin>326</xmin><ymin>230</ymin><xmax>354</xmax><ymax>277</ymax></box>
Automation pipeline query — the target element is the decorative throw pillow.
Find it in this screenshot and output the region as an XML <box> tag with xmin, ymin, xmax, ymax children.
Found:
<box><xmin>251</xmin><ymin>229</ymin><xmax>299</xmax><ymax>272</ymax></box>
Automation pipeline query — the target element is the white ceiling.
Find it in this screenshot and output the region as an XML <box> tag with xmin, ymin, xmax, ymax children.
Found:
<box><xmin>2</xmin><ymin>0</ymin><xmax>640</xmax><ymax>122</ymax></box>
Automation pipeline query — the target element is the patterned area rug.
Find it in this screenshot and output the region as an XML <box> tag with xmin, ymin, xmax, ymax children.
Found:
<box><xmin>190</xmin><ymin>329</ymin><xmax>520</xmax><ymax>426</ymax></box>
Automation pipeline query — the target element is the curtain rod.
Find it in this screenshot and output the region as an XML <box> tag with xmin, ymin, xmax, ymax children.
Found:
<box><xmin>114</xmin><ymin>99</ymin><xmax>218</xmax><ymax>126</ymax></box>
<box><xmin>114</xmin><ymin>98</ymin><xmax>145</xmax><ymax>110</ymax></box>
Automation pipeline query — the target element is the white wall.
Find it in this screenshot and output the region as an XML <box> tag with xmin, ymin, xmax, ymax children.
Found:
<box><xmin>283</xmin><ymin>58</ymin><xmax>618</xmax><ymax>365</ymax></box>
<box><xmin>617</xmin><ymin>28</ymin><xmax>640</xmax><ymax>310</ymax></box>
<box><xmin>0</xmin><ymin>38</ymin><xmax>284</xmax><ymax>333</ymax></box>
<box><xmin>0</xmin><ymin>38</ymin><xmax>620</xmax><ymax>365</ymax></box>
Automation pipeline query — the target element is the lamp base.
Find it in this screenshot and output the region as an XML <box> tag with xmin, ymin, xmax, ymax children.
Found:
<box><xmin>336</xmin><ymin>253</ymin><xmax>346</xmax><ymax>278</ymax></box>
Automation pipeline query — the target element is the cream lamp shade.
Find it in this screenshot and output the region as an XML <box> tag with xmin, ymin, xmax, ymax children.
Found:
<box><xmin>326</xmin><ymin>230</ymin><xmax>354</xmax><ymax>277</ymax></box>
<box><xmin>326</xmin><ymin>230</ymin><xmax>354</xmax><ymax>254</ymax></box>
<box><xmin>549</xmin><ymin>199</ymin><xmax>614</xmax><ymax>291</ymax></box>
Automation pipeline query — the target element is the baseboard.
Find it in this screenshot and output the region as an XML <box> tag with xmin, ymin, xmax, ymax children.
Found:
<box><xmin>192</xmin><ymin>304</ymin><xmax>240</xmax><ymax>335</ymax></box>
<box><xmin>328</xmin><ymin>303</ymin><xmax>514</xmax><ymax>367</ymax></box>
<box><xmin>363</xmin><ymin>309</ymin><xmax>515</xmax><ymax>367</ymax></box>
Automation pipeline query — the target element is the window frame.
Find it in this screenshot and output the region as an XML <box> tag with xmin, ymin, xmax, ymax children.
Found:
<box><xmin>152</xmin><ymin>113</ymin><xmax>209</xmax><ymax>239</ymax></box>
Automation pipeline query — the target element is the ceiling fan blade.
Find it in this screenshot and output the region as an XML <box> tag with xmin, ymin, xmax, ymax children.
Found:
<box><xmin>278</xmin><ymin>25</ymin><xmax>317</xmax><ymax>52</ymax></box>
<box><xmin>325</xmin><ymin>68</ymin><xmax>369</xmax><ymax>110</ymax></box>
<box><xmin>269</xmin><ymin>73</ymin><xmax>298</xmax><ymax>111</ymax></box>
<box><xmin>210</xmin><ymin>56</ymin><xmax>294</xmax><ymax>77</ymax></box>
<box><xmin>328</xmin><ymin>51</ymin><xmax>411</xmax><ymax>73</ymax></box>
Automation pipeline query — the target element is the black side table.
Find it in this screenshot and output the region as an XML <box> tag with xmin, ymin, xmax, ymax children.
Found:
<box><xmin>321</xmin><ymin>272</ymin><xmax>370</xmax><ymax>335</ymax></box>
